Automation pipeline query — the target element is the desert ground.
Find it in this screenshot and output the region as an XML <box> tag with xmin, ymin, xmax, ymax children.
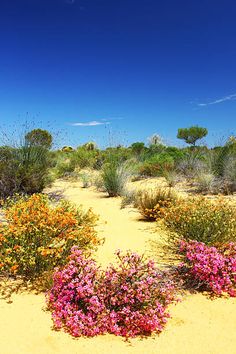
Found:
<box><xmin>1</xmin><ymin>179</ymin><xmax>236</xmax><ymax>354</ymax></box>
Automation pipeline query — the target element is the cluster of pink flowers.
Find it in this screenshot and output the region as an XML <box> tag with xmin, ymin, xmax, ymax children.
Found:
<box><xmin>46</xmin><ymin>247</ymin><xmax>107</xmax><ymax>337</ymax></box>
<box><xmin>178</xmin><ymin>240</ymin><xmax>236</xmax><ymax>297</ymax></box>
<box><xmin>101</xmin><ymin>250</ymin><xmax>176</xmax><ymax>337</ymax></box>
<box><xmin>46</xmin><ymin>247</ymin><xmax>177</xmax><ymax>338</ymax></box>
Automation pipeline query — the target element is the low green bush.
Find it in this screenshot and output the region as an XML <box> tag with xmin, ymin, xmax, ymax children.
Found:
<box><xmin>163</xmin><ymin>197</ymin><xmax>236</xmax><ymax>245</ymax></box>
<box><xmin>139</xmin><ymin>153</ymin><xmax>175</xmax><ymax>176</ymax></box>
<box><xmin>0</xmin><ymin>145</ymin><xmax>53</xmax><ymax>197</ymax></box>
<box><xmin>101</xmin><ymin>161</ymin><xmax>133</xmax><ymax>197</ymax></box>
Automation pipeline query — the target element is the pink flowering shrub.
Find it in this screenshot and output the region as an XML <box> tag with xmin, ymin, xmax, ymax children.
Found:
<box><xmin>101</xmin><ymin>250</ymin><xmax>177</xmax><ymax>337</ymax></box>
<box><xmin>178</xmin><ymin>240</ymin><xmax>236</xmax><ymax>297</ymax></box>
<box><xmin>46</xmin><ymin>247</ymin><xmax>107</xmax><ymax>337</ymax></box>
<box><xmin>47</xmin><ymin>247</ymin><xmax>177</xmax><ymax>338</ymax></box>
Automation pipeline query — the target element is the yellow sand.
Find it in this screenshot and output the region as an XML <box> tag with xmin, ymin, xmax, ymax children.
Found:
<box><xmin>1</xmin><ymin>180</ymin><xmax>236</xmax><ymax>354</ymax></box>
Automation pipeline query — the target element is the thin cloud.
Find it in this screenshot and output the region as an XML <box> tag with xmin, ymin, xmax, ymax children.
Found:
<box><xmin>198</xmin><ymin>93</ymin><xmax>236</xmax><ymax>106</ymax></box>
<box><xmin>69</xmin><ymin>120</ymin><xmax>110</xmax><ymax>127</ymax></box>
<box><xmin>101</xmin><ymin>117</ymin><xmax>124</xmax><ymax>122</ymax></box>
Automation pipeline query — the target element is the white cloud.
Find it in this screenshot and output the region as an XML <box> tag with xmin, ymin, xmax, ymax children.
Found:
<box><xmin>101</xmin><ymin>117</ymin><xmax>124</xmax><ymax>122</ymax></box>
<box><xmin>198</xmin><ymin>93</ymin><xmax>236</xmax><ymax>106</ymax></box>
<box><xmin>69</xmin><ymin>120</ymin><xmax>110</xmax><ymax>127</ymax></box>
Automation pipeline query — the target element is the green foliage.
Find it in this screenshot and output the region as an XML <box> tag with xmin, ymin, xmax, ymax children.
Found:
<box><xmin>139</xmin><ymin>153</ymin><xmax>175</xmax><ymax>176</ymax></box>
<box><xmin>164</xmin><ymin>197</ymin><xmax>236</xmax><ymax>245</ymax></box>
<box><xmin>177</xmin><ymin>126</ymin><xmax>208</xmax><ymax>146</ymax></box>
<box><xmin>73</xmin><ymin>147</ymin><xmax>98</xmax><ymax>169</ymax></box>
<box><xmin>213</xmin><ymin>139</ymin><xmax>236</xmax><ymax>177</ymax></box>
<box><xmin>61</xmin><ymin>146</ymin><xmax>73</xmax><ymax>152</ymax></box>
<box><xmin>130</xmin><ymin>142</ymin><xmax>146</xmax><ymax>155</ymax></box>
<box><xmin>103</xmin><ymin>146</ymin><xmax>132</xmax><ymax>164</ymax></box>
<box><xmin>83</xmin><ymin>141</ymin><xmax>97</xmax><ymax>151</ymax></box>
<box><xmin>177</xmin><ymin>147</ymin><xmax>206</xmax><ymax>177</ymax></box>
<box><xmin>222</xmin><ymin>154</ymin><xmax>236</xmax><ymax>193</ymax></box>
<box><xmin>53</xmin><ymin>147</ymin><xmax>100</xmax><ymax>177</ymax></box>
<box><xmin>79</xmin><ymin>171</ymin><xmax>92</xmax><ymax>188</ymax></box>
<box><xmin>25</xmin><ymin>129</ymin><xmax>53</xmax><ymax>149</ymax></box>
<box><xmin>101</xmin><ymin>161</ymin><xmax>132</xmax><ymax>197</ymax></box>
<box><xmin>0</xmin><ymin>144</ymin><xmax>53</xmax><ymax>197</ymax></box>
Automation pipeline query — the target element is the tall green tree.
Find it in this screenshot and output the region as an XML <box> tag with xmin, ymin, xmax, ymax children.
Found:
<box><xmin>25</xmin><ymin>129</ymin><xmax>53</xmax><ymax>149</ymax></box>
<box><xmin>177</xmin><ymin>125</ymin><xmax>208</xmax><ymax>146</ymax></box>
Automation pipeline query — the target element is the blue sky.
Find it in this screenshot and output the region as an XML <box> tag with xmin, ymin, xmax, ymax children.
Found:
<box><xmin>0</xmin><ymin>0</ymin><xmax>236</xmax><ymax>148</ymax></box>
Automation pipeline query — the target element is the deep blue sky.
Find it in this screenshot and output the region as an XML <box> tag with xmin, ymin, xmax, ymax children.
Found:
<box><xmin>0</xmin><ymin>0</ymin><xmax>236</xmax><ymax>148</ymax></box>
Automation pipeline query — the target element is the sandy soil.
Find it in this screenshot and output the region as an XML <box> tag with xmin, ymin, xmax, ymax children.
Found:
<box><xmin>1</xmin><ymin>180</ymin><xmax>236</xmax><ymax>354</ymax></box>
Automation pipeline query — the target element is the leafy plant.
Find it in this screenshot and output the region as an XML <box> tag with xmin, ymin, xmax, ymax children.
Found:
<box><xmin>46</xmin><ymin>247</ymin><xmax>106</xmax><ymax>337</ymax></box>
<box><xmin>164</xmin><ymin>197</ymin><xmax>236</xmax><ymax>245</ymax></box>
<box><xmin>139</xmin><ymin>154</ymin><xmax>174</xmax><ymax>177</ymax></box>
<box><xmin>101</xmin><ymin>250</ymin><xmax>177</xmax><ymax>337</ymax></box>
<box><xmin>101</xmin><ymin>161</ymin><xmax>132</xmax><ymax>197</ymax></box>
<box><xmin>177</xmin><ymin>126</ymin><xmax>208</xmax><ymax>146</ymax></box>
<box><xmin>25</xmin><ymin>129</ymin><xmax>53</xmax><ymax>149</ymax></box>
<box><xmin>130</xmin><ymin>142</ymin><xmax>146</xmax><ymax>156</ymax></box>
<box><xmin>0</xmin><ymin>194</ymin><xmax>100</xmax><ymax>278</ymax></box>
<box><xmin>178</xmin><ymin>240</ymin><xmax>236</xmax><ymax>297</ymax></box>
<box><xmin>0</xmin><ymin>144</ymin><xmax>53</xmax><ymax>197</ymax></box>
<box><xmin>79</xmin><ymin>171</ymin><xmax>92</xmax><ymax>188</ymax></box>
<box><xmin>47</xmin><ymin>248</ymin><xmax>177</xmax><ymax>338</ymax></box>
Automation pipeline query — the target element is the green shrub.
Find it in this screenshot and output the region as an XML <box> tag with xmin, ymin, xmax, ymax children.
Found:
<box><xmin>177</xmin><ymin>149</ymin><xmax>205</xmax><ymax>177</ymax></box>
<box><xmin>139</xmin><ymin>153</ymin><xmax>174</xmax><ymax>177</ymax></box>
<box><xmin>72</xmin><ymin>147</ymin><xmax>97</xmax><ymax>169</ymax></box>
<box><xmin>101</xmin><ymin>161</ymin><xmax>133</xmax><ymax>197</ymax></box>
<box><xmin>163</xmin><ymin>197</ymin><xmax>236</xmax><ymax>245</ymax></box>
<box><xmin>0</xmin><ymin>145</ymin><xmax>53</xmax><ymax>197</ymax></box>
<box><xmin>79</xmin><ymin>171</ymin><xmax>92</xmax><ymax>188</ymax></box>
<box><xmin>103</xmin><ymin>147</ymin><xmax>132</xmax><ymax>165</ymax></box>
<box><xmin>25</xmin><ymin>129</ymin><xmax>53</xmax><ymax>149</ymax></box>
<box><xmin>55</xmin><ymin>159</ymin><xmax>76</xmax><ymax>177</ymax></box>
<box><xmin>130</xmin><ymin>142</ymin><xmax>146</xmax><ymax>156</ymax></box>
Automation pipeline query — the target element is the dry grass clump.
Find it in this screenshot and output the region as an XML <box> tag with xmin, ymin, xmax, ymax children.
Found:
<box><xmin>135</xmin><ymin>187</ymin><xmax>178</xmax><ymax>221</ymax></box>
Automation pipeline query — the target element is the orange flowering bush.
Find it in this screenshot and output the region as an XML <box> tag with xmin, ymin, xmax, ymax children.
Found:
<box><xmin>163</xmin><ymin>197</ymin><xmax>236</xmax><ymax>245</ymax></box>
<box><xmin>0</xmin><ymin>194</ymin><xmax>100</xmax><ymax>278</ymax></box>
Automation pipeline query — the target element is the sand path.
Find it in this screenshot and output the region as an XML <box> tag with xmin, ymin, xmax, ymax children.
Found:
<box><xmin>1</xmin><ymin>180</ymin><xmax>236</xmax><ymax>354</ymax></box>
